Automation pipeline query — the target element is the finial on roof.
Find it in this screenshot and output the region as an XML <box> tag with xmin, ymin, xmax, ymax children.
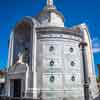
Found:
<box><xmin>47</xmin><ymin>0</ymin><xmax>53</xmax><ymax>6</ymax></box>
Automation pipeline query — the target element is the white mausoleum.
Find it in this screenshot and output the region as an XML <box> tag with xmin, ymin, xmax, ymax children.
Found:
<box><xmin>6</xmin><ymin>0</ymin><xmax>99</xmax><ymax>100</ymax></box>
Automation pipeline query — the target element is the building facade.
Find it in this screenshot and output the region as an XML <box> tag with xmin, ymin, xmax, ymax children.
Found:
<box><xmin>97</xmin><ymin>64</ymin><xmax>100</xmax><ymax>94</ymax></box>
<box><xmin>0</xmin><ymin>70</ymin><xmax>6</xmax><ymax>96</ymax></box>
<box><xmin>6</xmin><ymin>0</ymin><xmax>99</xmax><ymax>100</ymax></box>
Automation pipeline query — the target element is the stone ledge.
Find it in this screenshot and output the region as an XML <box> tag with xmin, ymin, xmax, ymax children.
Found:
<box><xmin>0</xmin><ymin>96</ymin><xmax>40</xmax><ymax>100</ymax></box>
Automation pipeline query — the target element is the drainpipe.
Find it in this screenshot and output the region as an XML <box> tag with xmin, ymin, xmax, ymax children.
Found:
<box><xmin>79</xmin><ymin>41</ymin><xmax>90</xmax><ymax>100</ymax></box>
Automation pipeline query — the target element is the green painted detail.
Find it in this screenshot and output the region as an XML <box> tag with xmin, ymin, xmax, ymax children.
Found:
<box><xmin>50</xmin><ymin>60</ymin><xmax>54</xmax><ymax>66</ymax></box>
<box><xmin>50</xmin><ymin>76</ymin><xmax>55</xmax><ymax>82</ymax></box>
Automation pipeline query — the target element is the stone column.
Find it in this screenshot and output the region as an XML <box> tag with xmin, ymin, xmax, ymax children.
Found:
<box><xmin>8</xmin><ymin>30</ymin><xmax>14</xmax><ymax>67</ymax></box>
<box><xmin>79</xmin><ymin>42</ymin><xmax>90</xmax><ymax>100</ymax></box>
<box><xmin>32</xmin><ymin>24</ymin><xmax>37</xmax><ymax>99</ymax></box>
<box><xmin>25</xmin><ymin>64</ymin><xmax>29</xmax><ymax>97</ymax></box>
<box><xmin>6</xmin><ymin>79</ymin><xmax>10</xmax><ymax>96</ymax></box>
<box><xmin>5</xmin><ymin>31</ymin><xmax>14</xmax><ymax>96</ymax></box>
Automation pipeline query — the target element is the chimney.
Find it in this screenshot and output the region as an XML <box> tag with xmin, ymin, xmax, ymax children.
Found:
<box><xmin>98</xmin><ymin>64</ymin><xmax>100</xmax><ymax>77</ymax></box>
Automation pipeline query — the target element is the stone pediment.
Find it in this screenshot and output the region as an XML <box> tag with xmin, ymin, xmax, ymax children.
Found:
<box><xmin>8</xmin><ymin>63</ymin><xmax>28</xmax><ymax>73</ymax></box>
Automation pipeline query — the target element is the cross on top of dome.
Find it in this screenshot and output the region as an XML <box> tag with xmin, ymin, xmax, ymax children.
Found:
<box><xmin>47</xmin><ymin>0</ymin><xmax>54</xmax><ymax>6</ymax></box>
<box><xmin>37</xmin><ymin>0</ymin><xmax>64</xmax><ymax>27</ymax></box>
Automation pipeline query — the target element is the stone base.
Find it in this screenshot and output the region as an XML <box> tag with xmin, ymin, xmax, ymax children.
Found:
<box><xmin>0</xmin><ymin>96</ymin><xmax>39</xmax><ymax>100</ymax></box>
<box><xmin>24</xmin><ymin>89</ymin><xmax>38</xmax><ymax>99</ymax></box>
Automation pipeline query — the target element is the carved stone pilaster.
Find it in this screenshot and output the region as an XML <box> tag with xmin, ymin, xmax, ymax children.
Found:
<box><xmin>32</xmin><ymin>24</ymin><xmax>37</xmax><ymax>99</ymax></box>
<box><xmin>25</xmin><ymin>23</ymin><xmax>37</xmax><ymax>99</ymax></box>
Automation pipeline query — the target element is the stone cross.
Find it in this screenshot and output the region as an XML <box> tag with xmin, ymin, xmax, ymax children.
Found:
<box><xmin>47</xmin><ymin>0</ymin><xmax>53</xmax><ymax>5</ymax></box>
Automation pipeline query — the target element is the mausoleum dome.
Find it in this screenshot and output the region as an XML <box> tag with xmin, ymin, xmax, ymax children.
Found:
<box><xmin>36</xmin><ymin>0</ymin><xmax>64</xmax><ymax>27</ymax></box>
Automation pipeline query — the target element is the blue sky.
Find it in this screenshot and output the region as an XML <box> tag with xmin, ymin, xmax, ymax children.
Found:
<box><xmin>0</xmin><ymin>0</ymin><xmax>100</xmax><ymax>76</ymax></box>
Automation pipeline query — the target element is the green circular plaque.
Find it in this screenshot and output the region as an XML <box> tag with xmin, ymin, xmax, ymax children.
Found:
<box><xmin>50</xmin><ymin>76</ymin><xmax>55</xmax><ymax>82</ymax></box>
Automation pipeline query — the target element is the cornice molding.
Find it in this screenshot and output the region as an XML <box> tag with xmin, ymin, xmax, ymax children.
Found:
<box><xmin>36</xmin><ymin>27</ymin><xmax>83</xmax><ymax>38</ymax></box>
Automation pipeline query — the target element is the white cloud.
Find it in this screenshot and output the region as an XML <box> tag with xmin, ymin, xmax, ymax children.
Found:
<box><xmin>93</xmin><ymin>48</ymin><xmax>100</xmax><ymax>53</ymax></box>
<box><xmin>92</xmin><ymin>37</ymin><xmax>100</xmax><ymax>53</ymax></box>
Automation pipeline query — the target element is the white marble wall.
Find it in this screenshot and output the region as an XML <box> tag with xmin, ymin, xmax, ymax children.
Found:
<box><xmin>36</xmin><ymin>34</ymin><xmax>84</xmax><ymax>100</ymax></box>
